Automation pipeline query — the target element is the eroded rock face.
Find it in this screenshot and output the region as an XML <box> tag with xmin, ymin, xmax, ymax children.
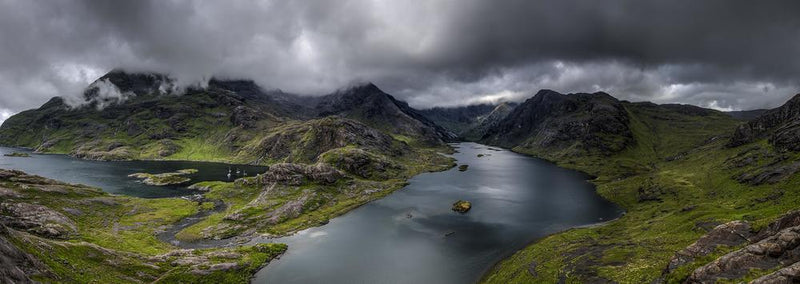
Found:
<box><xmin>0</xmin><ymin>225</ymin><xmax>51</xmax><ymax>284</ymax></box>
<box><xmin>729</xmin><ymin>93</ymin><xmax>800</xmax><ymax>150</ymax></box>
<box><xmin>481</xmin><ymin>89</ymin><xmax>633</xmax><ymax>155</ymax></box>
<box><xmin>751</xmin><ymin>260</ymin><xmax>800</xmax><ymax>283</ymax></box>
<box><xmin>666</xmin><ymin>221</ymin><xmax>753</xmax><ymax>273</ymax></box>
<box><xmin>321</xmin><ymin>148</ymin><xmax>399</xmax><ymax>179</ymax></box>
<box><xmin>260</xmin><ymin>163</ymin><xmax>343</xmax><ymax>186</ymax></box>
<box><xmin>686</xmin><ymin>222</ymin><xmax>800</xmax><ymax>283</ymax></box>
<box><xmin>0</xmin><ymin>203</ymin><xmax>77</xmax><ymax>239</ymax></box>
<box><xmin>734</xmin><ymin>161</ymin><xmax>800</xmax><ymax>186</ymax></box>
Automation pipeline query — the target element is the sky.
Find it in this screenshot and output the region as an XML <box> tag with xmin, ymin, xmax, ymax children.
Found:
<box><xmin>1</xmin><ymin>0</ymin><xmax>800</xmax><ymax>124</ymax></box>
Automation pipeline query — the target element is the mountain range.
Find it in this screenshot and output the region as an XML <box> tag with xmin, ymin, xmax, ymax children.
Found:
<box><xmin>3</xmin><ymin>70</ymin><xmax>800</xmax><ymax>283</ymax></box>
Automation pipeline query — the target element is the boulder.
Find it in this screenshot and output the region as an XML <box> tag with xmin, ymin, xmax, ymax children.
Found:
<box><xmin>666</xmin><ymin>221</ymin><xmax>752</xmax><ymax>273</ymax></box>
<box><xmin>0</xmin><ymin>203</ymin><xmax>77</xmax><ymax>239</ymax></box>
<box><xmin>452</xmin><ymin>200</ymin><xmax>472</xmax><ymax>213</ymax></box>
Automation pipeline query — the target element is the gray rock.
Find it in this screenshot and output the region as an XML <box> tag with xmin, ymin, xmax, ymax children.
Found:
<box><xmin>665</xmin><ymin>221</ymin><xmax>752</xmax><ymax>273</ymax></box>
<box><xmin>686</xmin><ymin>225</ymin><xmax>800</xmax><ymax>283</ymax></box>
<box><xmin>261</xmin><ymin>163</ymin><xmax>343</xmax><ymax>186</ymax></box>
<box><xmin>0</xmin><ymin>203</ymin><xmax>77</xmax><ymax>239</ymax></box>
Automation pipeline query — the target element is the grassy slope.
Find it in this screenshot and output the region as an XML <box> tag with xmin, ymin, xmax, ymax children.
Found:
<box><xmin>481</xmin><ymin>103</ymin><xmax>800</xmax><ymax>283</ymax></box>
<box><xmin>0</xmin><ymin>171</ymin><xmax>286</xmax><ymax>283</ymax></box>
<box><xmin>175</xmin><ymin>146</ymin><xmax>454</xmax><ymax>241</ymax></box>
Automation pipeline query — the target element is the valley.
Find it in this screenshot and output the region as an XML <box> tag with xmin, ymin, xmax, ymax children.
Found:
<box><xmin>2</xmin><ymin>71</ymin><xmax>800</xmax><ymax>283</ymax></box>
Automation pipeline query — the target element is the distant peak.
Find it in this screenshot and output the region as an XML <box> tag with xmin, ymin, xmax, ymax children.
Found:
<box><xmin>535</xmin><ymin>89</ymin><xmax>563</xmax><ymax>96</ymax></box>
<box><xmin>335</xmin><ymin>82</ymin><xmax>386</xmax><ymax>98</ymax></box>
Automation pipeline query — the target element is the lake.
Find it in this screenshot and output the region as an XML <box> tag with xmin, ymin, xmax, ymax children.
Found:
<box><xmin>0</xmin><ymin>146</ymin><xmax>267</xmax><ymax>198</ymax></box>
<box><xmin>252</xmin><ymin>142</ymin><xmax>622</xmax><ymax>284</ymax></box>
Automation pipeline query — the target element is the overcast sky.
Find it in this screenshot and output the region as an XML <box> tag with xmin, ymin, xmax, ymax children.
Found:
<box><xmin>1</xmin><ymin>0</ymin><xmax>800</xmax><ymax>123</ymax></box>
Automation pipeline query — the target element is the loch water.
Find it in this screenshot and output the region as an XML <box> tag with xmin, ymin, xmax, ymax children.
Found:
<box><xmin>253</xmin><ymin>142</ymin><xmax>622</xmax><ymax>284</ymax></box>
<box><xmin>0</xmin><ymin>146</ymin><xmax>267</xmax><ymax>198</ymax></box>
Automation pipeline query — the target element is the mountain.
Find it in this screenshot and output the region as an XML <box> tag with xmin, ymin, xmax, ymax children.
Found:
<box><xmin>728</xmin><ymin>94</ymin><xmax>800</xmax><ymax>150</ymax></box>
<box><xmin>483</xmin><ymin>91</ymin><xmax>800</xmax><ymax>283</ymax></box>
<box><xmin>0</xmin><ymin>71</ymin><xmax>457</xmax><ymax>282</ymax></box>
<box><xmin>481</xmin><ymin>89</ymin><xmax>633</xmax><ymax>157</ymax></box>
<box><xmin>725</xmin><ymin>109</ymin><xmax>768</xmax><ymax>121</ymax></box>
<box><xmin>0</xmin><ymin>71</ymin><xmax>451</xmax><ymax>163</ymax></box>
<box><xmin>315</xmin><ymin>83</ymin><xmax>456</xmax><ymax>145</ymax></box>
<box><xmin>418</xmin><ymin>102</ymin><xmax>518</xmax><ymax>140</ymax></box>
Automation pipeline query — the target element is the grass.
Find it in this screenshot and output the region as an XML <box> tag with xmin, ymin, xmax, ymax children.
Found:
<box><xmin>482</xmin><ymin>103</ymin><xmax>798</xmax><ymax>283</ymax></box>
<box><xmin>176</xmin><ymin>147</ymin><xmax>455</xmax><ymax>240</ymax></box>
<box><xmin>0</xmin><ymin>170</ymin><xmax>285</xmax><ymax>283</ymax></box>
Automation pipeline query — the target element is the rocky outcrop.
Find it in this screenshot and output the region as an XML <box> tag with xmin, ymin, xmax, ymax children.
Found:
<box><xmin>320</xmin><ymin>148</ymin><xmax>402</xmax><ymax>179</ymax></box>
<box><xmin>128</xmin><ymin>169</ymin><xmax>198</xmax><ymax>186</ymax></box>
<box><xmin>452</xmin><ymin>200</ymin><xmax>472</xmax><ymax>213</ymax></box>
<box><xmin>0</xmin><ymin>203</ymin><xmax>77</xmax><ymax>239</ymax></box>
<box><xmin>249</xmin><ymin>117</ymin><xmax>408</xmax><ymax>164</ymax></box>
<box><xmin>260</xmin><ymin>163</ymin><xmax>344</xmax><ymax>186</ymax></box>
<box><xmin>687</xmin><ymin>225</ymin><xmax>800</xmax><ymax>282</ymax></box>
<box><xmin>683</xmin><ymin>211</ymin><xmax>800</xmax><ymax>283</ymax></box>
<box><xmin>0</xmin><ymin>225</ymin><xmax>52</xmax><ymax>284</ymax></box>
<box><xmin>665</xmin><ymin>221</ymin><xmax>752</xmax><ymax>273</ymax></box>
<box><xmin>751</xmin><ymin>261</ymin><xmax>800</xmax><ymax>283</ymax></box>
<box><xmin>481</xmin><ymin>90</ymin><xmax>633</xmax><ymax>156</ymax></box>
<box><xmin>729</xmin><ymin>93</ymin><xmax>800</xmax><ymax>150</ymax></box>
<box><xmin>734</xmin><ymin>161</ymin><xmax>800</xmax><ymax>186</ymax></box>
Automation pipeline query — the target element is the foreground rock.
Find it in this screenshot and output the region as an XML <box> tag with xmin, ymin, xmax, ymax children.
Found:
<box><xmin>128</xmin><ymin>168</ymin><xmax>198</xmax><ymax>186</ymax></box>
<box><xmin>665</xmin><ymin>221</ymin><xmax>752</xmax><ymax>273</ymax></box>
<box><xmin>683</xmin><ymin>210</ymin><xmax>800</xmax><ymax>283</ymax></box>
<box><xmin>0</xmin><ymin>202</ymin><xmax>77</xmax><ymax>239</ymax></box>
<box><xmin>452</xmin><ymin>200</ymin><xmax>472</xmax><ymax>213</ymax></box>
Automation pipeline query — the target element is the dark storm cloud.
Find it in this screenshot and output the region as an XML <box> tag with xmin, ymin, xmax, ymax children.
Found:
<box><xmin>1</xmin><ymin>0</ymin><xmax>799</xmax><ymax>122</ymax></box>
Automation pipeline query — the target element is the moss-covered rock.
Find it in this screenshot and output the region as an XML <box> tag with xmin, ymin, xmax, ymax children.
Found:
<box><xmin>128</xmin><ymin>169</ymin><xmax>198</xmax><ymax>186</ymax></box>
<box><xmin>452</xmin><ymin>200</ymin><xmax>472</xmax><ymax>213</ymax></box>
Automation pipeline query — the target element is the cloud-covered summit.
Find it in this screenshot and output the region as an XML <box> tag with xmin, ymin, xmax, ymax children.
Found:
<box><xmin>1</xmin><ymin>0</ymin><xmax>799</xmax><ymax>123</ymax></box>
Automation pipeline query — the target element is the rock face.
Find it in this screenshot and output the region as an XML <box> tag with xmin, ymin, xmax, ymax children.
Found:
<box><xmin>750</xmin><ymin>261</ymin><xmax>800</xmax><ymax>283</ymax></box>
<box><xmin>260</xmin><ymin>163</ymin><xmax>344</xmax><ymax>186</ymax></box>
<box><xmin>481</xmin><ymin>89</ymin><xmax>633</xmax><ymax>156</ymax></box>
<box><xmin>683</xmin><ymin>211</ymin><xmax>800</xmax><ymax>283</ymax></box>
<box><xmin>0</xmin><ymin>225</ymin><xmax>52</xmax><ymax>284</ymax></box>
<box><xmin>0</xmin><ymin>203</ymin><xmax>77</xmax><ymax>239</ymax></box>
<box><xmin>729</xmin><ymin>93</ymin><xmax>800</xmax><ymax>150</ymax></box>
<box><xmin>665</xmin><ymin>221</ymin><xmax>753</xmax><ymax>273</ymax></box>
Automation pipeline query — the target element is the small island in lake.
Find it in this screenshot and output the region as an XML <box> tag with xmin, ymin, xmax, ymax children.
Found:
<box><xmin>128</xmin><ymin>169</ymin><xmax>198</xmax><ymax>186</ymax></box>
<box><xmin>458</xmin><ymin>164</ymin><xmax>469</xmax><ymax>171</ymax></box>
<box><xmin>452</xmin><ymin>200</ymin><xmax>472</xmax><ymax>213</ymax></box>
<box><xmin>3</xmin><ymin>152</ymin><xmax>30</xmax><ymax>157</ymax></box>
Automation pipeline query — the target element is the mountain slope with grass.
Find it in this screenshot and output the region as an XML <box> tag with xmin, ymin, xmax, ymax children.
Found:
<box><xmin>418</xmin><ymin>102</ymin><xmax>517</xmax><ymax>141</ymax></box>
<box><xmin>482</xmin><ymin>91</ymin><xmax>800</xmax><ymax>283</ymax></box>
<box><xmin>0</xmin><ymin>71</ymin><xmax>451</xmax><ymax>163</ymax></box>
<box><xmin>0</xmin><ymin>70</ymin><xmax>457</xmax><ymax>282</ymax></box>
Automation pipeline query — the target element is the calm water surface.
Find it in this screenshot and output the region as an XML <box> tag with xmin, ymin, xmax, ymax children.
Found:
<box><xmin>0</xmin><ymin>146</ymin><xmax>267</xmax><ymax>198</ymax></box>
<box><xmin>253</xmin><ymin>142</ymin><xmax>622</xmax><ymax>284</ymax></box>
